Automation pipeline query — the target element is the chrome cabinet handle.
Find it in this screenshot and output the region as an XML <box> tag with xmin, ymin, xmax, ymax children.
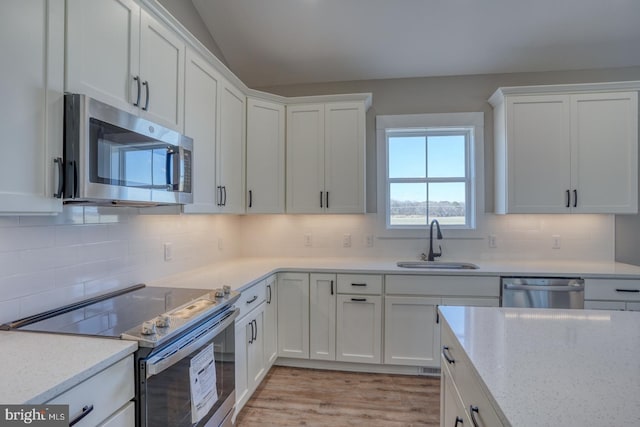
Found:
<box><xmin>53</xmin><ymin>157</ymin><xmax>63</xmax><ymax>198</ymax></box>
<box><xmin>222</xmin><ymin>186</ymin><xmax>227</xmax><ymax>206</ymax></box>
<box><xmin>69</xmin><ymin>405</ymin><xmax>94</xmax><ymax>426</ymax></box>
<box><xmin>442</xmin><ymin>346</ymin><xmax>455</xmax><ymax>364</ymax></box>
<box><xmin>246</xmin><ymin>295</ymin><xmax>258</xmax><ymax>304</ymax></box>
<box><xmin>267</xmin><ymin>284</ymin><xmax>272</xmax><ymax>304</ymax></box>
<box><xmin>217</xmin><ymin>186</ymin><xmax>222</xmax><ymax>206</ymax></box>
<box><xmin>253</xmin><ymin>319</ymin><xmax>258</xmax><ymax>341</ymax></box>
<box><xmin>142</xmin><ymin>81</ymin><xmax>150</xmax><ymax>111</ymax></box>
<box><xmin>470</xmin><ymin>406</ymin><xmax>480</xmax><ymax>427</ymax></box>
<box><xmin>454</xmin><ymin>416</ymin><xmax>464</xmax><ymax>426</ymax></box>
<box><xmin>249</xmin><ymin>320</ymin><xmax>254</xmax><ymax>344</ymax></box>
<box><xmin>133</xmin><ymin>76</ymin><xmax>141</xmax><ymax>107</ymax></box>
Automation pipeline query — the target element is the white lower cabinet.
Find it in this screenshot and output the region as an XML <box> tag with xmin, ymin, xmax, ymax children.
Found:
<box><xmin>277</xmin><ymin>273</ymin><xmax>310</xmax><ymax>359</ymax></box>
<box><xmin>336</xmin><ymin>295</ymin><xmax>382</xmax><ymax>364</ymax></box>
<box><xmin>309</xmin><ymin>273</ymin><xmax>337</xmax><ymax>360</ymax></box>
<box><xmin>98</xmin><ymin>402</ymin><xmax>135</xmax><ymax>427</ymax></box>
<box><xmin>47</xmin><ymin>354</ymin><xmax>134</xmax><ymax>427</ymax></box>
<box><xmin>384</xmin><ymin>275</ymin><xmax>500</xmax><ymax>368</ymax></box>
<box><xmin>440</xmin><ymin>319</ymin><xmax>504</xmax><ymax>427</ymax></box>
<box><xmin>441</xmin><ymin>364</ymin><xmax>468</xmax><ymax>427</ymax></box>
<box><xmin>384</xmin><ymin>296</ymin><xmax>440</xmax><ymax>367</ymax></box>
<box><xmin>585</xmin><ymin>278</ymin><xmax>640</xmax><ymax>311</ymax></box>
<box><xmin>264</xmin><ymin>275</ymin><xmax>278</xmax><ymax>366</ymax></box>
<box><xmin>235</xmin><ymin>281</ymin><xmax>268</xmax><ymax>417</ymax></box>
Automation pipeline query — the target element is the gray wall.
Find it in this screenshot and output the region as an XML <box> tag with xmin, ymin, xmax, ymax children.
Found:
<box><xmin>156</xmin><ymin>0</ymin><xmax>229</xmax><ymax>66</ymax></box>
<box><xmin>257</xmin><ymin>67</ymin><xmax>640</xmax><ymax>215</ymax></box>
<box><xmin>615</xmin><ymin>215</ymin><xmax>640</xmax><ymax>265</ymax></box>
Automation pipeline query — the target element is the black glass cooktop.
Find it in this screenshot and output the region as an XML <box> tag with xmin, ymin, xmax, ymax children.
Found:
<box><xmin>14</xmin><ymin>286</ymin><xmax>212</xmax><ymax>337</ymax></box>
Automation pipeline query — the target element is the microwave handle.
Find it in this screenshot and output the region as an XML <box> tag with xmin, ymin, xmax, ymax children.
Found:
<box><xmin>165</xmin><ymin>148</ymin><xmax>176</xmax><ymax>190</ymax></box>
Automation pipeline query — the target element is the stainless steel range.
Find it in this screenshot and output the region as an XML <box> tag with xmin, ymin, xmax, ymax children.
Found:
<box><xmin>2</xmin><ymin>283</ymin><xmax>240</xmax><ymax>427</ymax></box>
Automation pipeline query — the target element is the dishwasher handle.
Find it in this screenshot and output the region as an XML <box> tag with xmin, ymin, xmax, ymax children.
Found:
<box><xmin>503</xmin><ymin>283</ymin><xmax>584</xmax><ymax>292</ymax></box>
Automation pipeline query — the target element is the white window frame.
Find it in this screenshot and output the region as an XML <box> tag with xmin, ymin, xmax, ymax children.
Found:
<box><xmin>376</xmin><ymin>112</ymin><xmax>484</xmax><ymax>239</ymax></box>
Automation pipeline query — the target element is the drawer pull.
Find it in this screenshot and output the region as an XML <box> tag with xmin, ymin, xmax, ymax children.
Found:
<box><xmin>442</xmin><ymin>346</ymin><xmax>455</xmax><ymax>364</ymax></box>
<box><xmin>246</xmin><ymin>295</ymin><xmax>258</xmax><ymax>304</ymax></box>
<box><xmin>69</xmin><ymin>405</ymin><xmax>94</xmax><ymax>426</ymax></box>
<box><xmin>615</xmin><ymin>288</ymin><xmax>640</xmax><ymax>293</ymax></box>
<box><xmin>455</xmin><ymin>416</ymin><xmax>464</xmax><ymax>426</ymax></box>
<box><xmin>351</xmin><ymin>283</ymin><xmax>367</xmax><ymax>287</ymax></box>
<box><xmin>351</xmin><ymin>298</ymin><xmax>367</xmax><ymax>302</ymax></box>
<box><xmin>267</xmin><ymin>285</ymin><xmax>272</xmax><ymax>304</ymax></box>
<box><xmin>470</xmin><ymin>405</ymin><xmax>480</xmax><ymax>427</ymax></box>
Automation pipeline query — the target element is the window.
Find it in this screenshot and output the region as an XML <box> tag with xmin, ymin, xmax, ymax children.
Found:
<box><xmin>376</xmin><ymin>113</ymin><xmax>483</xmax><ymax>234</ymax></box>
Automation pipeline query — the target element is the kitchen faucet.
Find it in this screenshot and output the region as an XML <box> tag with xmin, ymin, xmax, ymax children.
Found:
<box><xmin>422</xmin><ymin>219</ymin><xmax>443</xmax><ymax>261</ymax></box>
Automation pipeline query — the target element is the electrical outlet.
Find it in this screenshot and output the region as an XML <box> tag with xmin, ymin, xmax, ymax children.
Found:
<box><xmin>365</xmin><ymin>235</ymin><xmax>374</xmax><ymax>247</ymax></box>
<box><xmin>164</xmin><ymin>242</ymin><xmax>173</xmax><ymax>261</ymax></box>
<box><xmin>343</xmin><ymin>234</ymin><xmax>352</xmax><ymax>248</ymax></box>
<box><xmin>552</xmin><ymin>235</ymin><xmax>561</xmax><ymax>249</ymax></box>
<box><xmin>304</xmin><ymin>233</ymin><xmax>312</xmax><ymax>247</ymax></box>
<box><xmin>488</xmin><ymin>234</ymin><xmax>497</xmax><ymax>248</ymax></box>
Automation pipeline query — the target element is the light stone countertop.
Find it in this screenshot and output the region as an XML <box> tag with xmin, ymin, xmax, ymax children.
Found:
<box><xmin>149</xmin><ymin>257</ymin><xmax>640</xmax><ymax>292</ymax></box>
<box><xmin>0</xmin><ymin>332</ymin><xmax>136</xmax><ymax>404</ymax></box>
<box><xmin>439</xmin><ymin>306</ymin><xmax>640</xmax><ymax>427</ymax></box>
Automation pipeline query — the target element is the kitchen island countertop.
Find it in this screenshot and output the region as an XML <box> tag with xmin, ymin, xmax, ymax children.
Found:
<box><xmin>439</xmin><ymin>306</ymin><xmax>640</xmax><ymax>427</ymax></box>
<box><xmin>149</xmin><ymin>257</ymin><xmax>640</xmax><ymax>291</ymax></box>
<box><xmin>0</xmin><ymin>332</ymin><xmax>136</xmax><ymax>404</ymax></box>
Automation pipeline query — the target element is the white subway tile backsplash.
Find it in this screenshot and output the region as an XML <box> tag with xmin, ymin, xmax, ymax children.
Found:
<box><xmin>0</xmin><ymin>204</ymin><xmax>616</xmax><ymax>323</ymax></box>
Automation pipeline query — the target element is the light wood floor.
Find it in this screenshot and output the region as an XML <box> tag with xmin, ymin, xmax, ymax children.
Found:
<box><xmin>235</xmin><ymin>366</ymin><xmax>440</xmax><ymax>426</ymax></box>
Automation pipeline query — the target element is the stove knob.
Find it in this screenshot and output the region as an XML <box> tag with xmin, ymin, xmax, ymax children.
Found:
<box><xmin>214</xmin><ymin>289</ymin><xmax>225</xmax><ymax>298</ymax></box>
<box><xmin>155</xmin><ymin>315</ymin><xmax>171</xmax><ymax>328</ymax></box>
<box><xmin>223</xmin><ymin>285</ymin><xmax>231</xmax><ymax>295</ymax></box>
<box><xmin>141</xmin><ymin>321</ymin><xmax>157</xmax><ymax>335</ymax></box>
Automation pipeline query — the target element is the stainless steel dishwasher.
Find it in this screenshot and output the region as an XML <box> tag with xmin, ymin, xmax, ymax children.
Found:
<box><xmin>501</xmin><ymin>277</ymin><xmax>585</xmax><ymax>309</ymax></box>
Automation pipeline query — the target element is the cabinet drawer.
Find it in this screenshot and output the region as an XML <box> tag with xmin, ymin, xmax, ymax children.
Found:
<box><xmin>440</xmin><ymin>320</ymin><xmax>464</xmax><ymax>383</ymax></box>
<box><xmin>237</xmin><ymin>280</ymin><xmax>267</xmax><ymax>319</ymax></box>
<box><xmin>585</xmin><ymin>279</ymin><xmax>640</xmax><ymax>302</ymax></box>
<box><xmin>441</xmin><ymin>323</ymin><xmax>503</xmax><ymax>427</ymax></box>
<box><xmin>47</xmin><ymin>355</ymin><xmax>134</xmax><ymax>427</ymax></box>
<box><xmin>98</xmin><ymin>401</ymin><xmax>134</xmax><ymax>427</ymax></box>
<box><xmin>337</xmin><ymin>274</ymin><xmax>382</xmax><ymax>295</ymax></box>
<box><xmin>386</xmin><ymin>275</ymin><xmax>499</xmax><ymax>297</ymax></box>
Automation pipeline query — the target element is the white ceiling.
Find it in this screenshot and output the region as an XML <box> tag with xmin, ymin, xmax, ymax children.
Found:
<box><xmin>192</xmin><ymin>0</ymin><xmax>640</xmax><ymax>88</ymax></box>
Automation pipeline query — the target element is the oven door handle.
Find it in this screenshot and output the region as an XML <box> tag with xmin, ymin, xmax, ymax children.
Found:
<box><xmin>145</xmin><ymin>308</ymin><xmax>239</xmax><ymax>379</ymax></box>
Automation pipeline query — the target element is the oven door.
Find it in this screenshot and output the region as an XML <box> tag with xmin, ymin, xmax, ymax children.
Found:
<box><xmin>139</xmin><ymin>308</ymin><xmax>238</xmax><ymax>427</ymax></box>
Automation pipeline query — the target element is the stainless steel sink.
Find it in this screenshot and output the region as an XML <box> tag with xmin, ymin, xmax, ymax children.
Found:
<box><xmin>396</xmin><ymin>261</ymin><xmax>479</xmax><ymax>270</ymax></box>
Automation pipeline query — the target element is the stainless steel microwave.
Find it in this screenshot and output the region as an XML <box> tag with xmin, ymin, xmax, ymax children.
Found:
<box><xmin>63</xmin><ymin>94</ymin><xmax>193</xmax><ymax>206</ymax></box>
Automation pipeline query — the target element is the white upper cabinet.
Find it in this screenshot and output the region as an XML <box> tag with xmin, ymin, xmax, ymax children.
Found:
<box><xmin>246</xmin><ymin>98</ymin><xmax>286</xmax><ymax>214</ymax></box>
<box><xmin>216</xmin><ymin>80</ymin><xmax>246</xmax><ymax>213</ymax></box>
<box><xmin>570</xmin><ymin>92</ymin><xmax>638</xmax><ymax>213</ymax></box>
<box><xmin>138</xmin><ymin>9</ymin><xmax>185</xmax><ymax>131</ymax></box>
<box><xmin>491</xmin><ymin>83</ymin><xmax>639</xmax><ymax>214</ymax></box>
<box><xmin>182</xmin><ymin>49</ymin><xmax>220</xmax><ymax>214</ymax></box>
<box><xmin>0</xmin><ymin>0</ymin><xmax>64</xmax><ymax>214</ymax></box>
<box><xmin>66</xmin><ymin>0</ymin><xmax>185</xmax><ymax>131</ymax></box>
<box><xmin>286</xmin><ymin>101</ymin><xmax>366</xmax><ymax>213</ymax></box>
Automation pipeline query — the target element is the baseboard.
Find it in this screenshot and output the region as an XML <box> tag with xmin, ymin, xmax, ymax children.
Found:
<box><xmin>274</xmin><ymin>357</ymin><xmax>441</xmax><ymax>376</ymax></box>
